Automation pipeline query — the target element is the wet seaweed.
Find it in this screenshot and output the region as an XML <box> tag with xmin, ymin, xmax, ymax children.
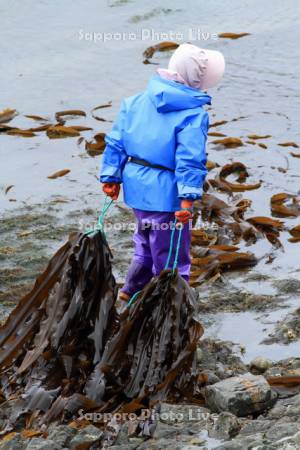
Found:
<box><xmin>0</xmin><ymin>232</ymin><xmax>203</xmax><ymax>429</ymax></box>
<box><xmin>143</xmin><ymin>41</ymin><xmax>179</xmax><ymax>64</ymax></box>
<box><xmin>210</xmin><ymin>162</ymin><xmax>262</xmax><ymax>192</ymax></box>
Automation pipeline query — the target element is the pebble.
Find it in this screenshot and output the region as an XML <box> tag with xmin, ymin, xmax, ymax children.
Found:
<box><xmin>250</xmin><ymin>356</ymin><xmax>273</xmax><ymax>373</ymax></box>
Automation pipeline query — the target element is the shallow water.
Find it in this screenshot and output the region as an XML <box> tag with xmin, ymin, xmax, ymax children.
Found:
<box><xmin>205</xmin><ymin>296</ymin><xmax>300</xmax><ymax>363</ymax></box>
<box><xmin>1</xmin><ymin>0</ymin><xmax>300</xmax><ymax>361</ymax></box>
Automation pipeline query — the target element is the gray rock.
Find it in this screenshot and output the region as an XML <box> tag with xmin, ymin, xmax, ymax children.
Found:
<box><xmin>158</xmin><ymin>403</ymin><xmax>210</xmax><ymax>425</ymax></box>
<box><xmin>264</xmin><ymin>422</ymin><xmax>300</xmax><ymax>441</ymax></box>
<box><xmin>214</xmin><ymin>434</ymin><xmax>271</xmax><ymax>450</ymax></box>
<box><xmin>266</xmin><ymin>394</ymin><xmax>300</xmax><ymax>419</ymax></box>
<box><xmin>239</xmin><ymin>419</ymin><xmax>274</xmax><ymax>436</ymax></box>
<box><xmin>264</xmin><ymin>357</ymin><xmax>300</xmax><ymax>379</ymax></box>
<box><xmin>136</xmin><ymin>437</ymin><xmax>190</xmax><ymax>449</ymax></box>
<box><xmin>109</xmin><ymin>446</ymin><xmax>140</xmax><ymax>450</ymax></box>
<box><xmin>153</xmin><ymin>421</ymin><xmax>186</xmax><ymax>439</ymax></box>
<box><xmin>272</xmin><ymin>431</ymin><xmax>300</xmax><ymax>449</ymax></box>
<box><xmin>250</xmin><ymin>357</ymin><xmax>273</xmax><ymax>374</ymax></box>
<box><xmin>197</xmin><ymin>339</ymin><xmax>247</xmax><ymax>380</ymax></box>
<box><xmin>114</xmin><ymin>422</ymin><xmax>130</xmax><ymax>445</ymax></box>
<box><xmin>199</xmin><ymin>370</ymin><xmax>221</xmax><ymax>385</ymax></box>
<box><xmin>209</xmin><ymin>412</ymin><xmax>241</xmax><ymax>439</ymax></box>
<box><xmin>0</xmin><ymin>433</ymin><xmax>26</xmax><ymax>450</ymax></box>
<box><xmin>262</xmin><ymin>308</ymin><xmax>300</xmax><ymax>345</ymax></box>
<box><xmin>204</xmin><ymin>373</ymin><xmax>277</xmax><ymax>416</ymax></box>
<box><xmin>47</xmin><ymin>425</ymin><xmax>77</xmax><ymax>447</ymax></box>
<box><xmin>25</xmin><ymin>438</ymin><xmax>61</xmax><ymax>450</ymax></box>
<box><xmin>69</xmin><ymin>425</ymin><xmax>103</xmax><ymax>449</ymax></box>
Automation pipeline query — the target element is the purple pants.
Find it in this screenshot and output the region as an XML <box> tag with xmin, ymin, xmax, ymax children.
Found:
<box><xmin>121</xmin><ymin>209</ymin><xmax>191</xmax><ymax>297</ymax></box>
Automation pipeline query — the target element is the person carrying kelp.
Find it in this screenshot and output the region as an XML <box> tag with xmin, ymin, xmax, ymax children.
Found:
<box><xmin>100</xmin><ymin>43</ymin><xmax>225</xmax><ymax>303</ymax></box>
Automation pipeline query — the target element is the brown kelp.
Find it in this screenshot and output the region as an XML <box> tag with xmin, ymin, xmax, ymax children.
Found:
<box><xmin>0</xmin><ymin>232</ymin><xmax>203</xmax><ymax>429</ymax></box>
<box><xmin>0</xmin><ymin>108</ymin><xmax>18</xmax><ymax>123</ymax></box>
<box><xmin>55</xmin><ymin>109</ymin><xmax>86</xmax><ymax>123</ymax></box>
<box><xmin>288</xmin><ymin>225</ymin><xmax>300</xmax><ymax>243</ymax></box>
<box><xmin>85</xmin><ymin>133</ymin><xmax>106</xmax><ymax>156</ymax></box>
<box><xmin>0</xmin><ymin>107</ymin><xmax>108</xmax><ymax>159</ymax></box>
<box><xmin>47</xmin><ymin>169</ymin><xmax>71</xmax><ymax>179</ymax></box>
<box><xmin>211</xmin><ymin>137</ymin><xmax>244</xmax><ymax>148</ymax></box>
<box><xmin>143</xmin><ymin>41</ymin><xmax>179</xmax><ymax>64</ymax></box>
<box><xmin>210</xmin><ymin>162</ymin><xmax>262</xmax><ymax>192</ymax></box>
<box><xmin>218</xmin><ymin>32</ymin><xmax>250</xmax><ymax>40</ymax></box>
<box><xmin>86</xmin><ymin>271</ymin><xmax>203</xmax><ymax>411</ymax></box>
<box><xmin>271</xmin><ymin>193</ymin><xmax>300</xmax><ymax>218</ymax></box>
<box><xmin>0</xmin><ymin>231</ymin><xmax>117</xmax><ymax>426</ymax></box>
<box><xmin>278</xmin><ymin>141</ymin><xmax>299</xmax><ymax>148</ymax></box>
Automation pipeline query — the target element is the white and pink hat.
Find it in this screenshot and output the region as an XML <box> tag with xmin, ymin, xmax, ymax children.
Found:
<box><xmin>157</xmin><ymin>43</ymin><xmax>225</xmax><ymax>91</ymax></box>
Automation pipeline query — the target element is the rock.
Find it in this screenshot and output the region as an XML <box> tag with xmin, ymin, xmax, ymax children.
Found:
<box><xmin>264</xmin><ymin>357</ymin><xmax>300</xmax><ymax>379</ymax></box>
<box><xmin>153</xmin><ymin>421</ymin><xmax>186</xmax><ymax>439</ymax></box>
<box><xmin>113</xmin><ymin>422</ymin><xmax>131</xmax><ymax>445</ymax></box>
<box><xmin>266</xmin><ymin>393</ymin><xmax>300</xmax><ymax>419</ymax></box>
<box><xmin>25</xmin><ymin>438</ymin><xmax>61</xmax><ymax>450</ymax></box>
<box><xmin>262</xmin><ymin>308</ymin><xmax>300</xmax><ymax>345</ymax></box>
<box><xmin>197</xmin><ymin>339</ymin><xmax>247</xmax><ymax>380</ymax></box>
<box><xmin>272</xmin><ymin>431</ymin><xmax>300</xmax><ymax>449</ymax></box>
<box><xmin>239</xmin><ymin>419</ymin><xmax>274</xmax><ymax>436</ymax></box>
<box><xmin>214</xmin><ymin>433</ymin><xmax>270</xmax><ymax>450</ymax></box>
<box><xmin>209</xmin><ymin>412</ymin><xmax>241</xmax><ymax>439</ymax></box>
<box><xmin>250</xmin><ymin>357</ymin><xmax>273</xmax><ymax>374</ymax></box>
<box><xmin>204</xmin><ymin>373</ymin><xmax>277</xmax><ymax>416</ymax></box>
<box><xmin>47</xmin><ymin>425</ymin><xmax>77</xmax><ymax>447</ymax></box>
<box><xmin>0</xmin><ymin>433</ymin><xmax>26</xmax><ymax>450</ymax></box>
<box><xmin>137</xmin><ymin>437</ymin><xmax>191</xmax><ymax>449</ymax></box>
<box><xmin>264</xmin><ymin>422</ymin><xmax>300</xmax><ymax>441</ymax></box>
<box><xmin>158</xmin><ymin>403</ymin><xmax>210</xmax><ymax>425</ymax></box>
<box><xmin>109</xmin><ymin>445</ymin><xmax>140</xmax><ymax>450</ymax></box>
<box><xmin>69</xmin><ymin>425</ymin><xmax>103</xmax><ymax>449</ymax></box>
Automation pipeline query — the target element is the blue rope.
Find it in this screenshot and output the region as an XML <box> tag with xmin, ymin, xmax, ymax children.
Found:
<box><xmin>126</xmin><ymin>290</ymin><xmax>142</xmax><ymax>308</ymax></box>
<box><xmin>85</xmin><ymin>195</ymin><xmax>114</xmax><ymax>236</ymax></box>
<box><xmin>98</xmin><ymin>196</ymin><xmax>114</xmax><ymax>231</ymax></box>
<box><xmin>172</xmin><ymin>223</ymin><xmax>183</xmax><ymax>271</ymax></box>
<box><xmin>164</xmin><ymin>218</ymin><xmax>178</xmax><ymax>270</ymax></box>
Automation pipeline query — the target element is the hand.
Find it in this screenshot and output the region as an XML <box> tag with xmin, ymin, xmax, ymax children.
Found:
<box><xmin>102</xmin><ymin>183</ymin><xmax>120</xmax><ymax>200</ymax></box>
<box><xmin>175</xmin><ymin>200</ymin><xmax>193</xmax><ymax>224</ymax></box>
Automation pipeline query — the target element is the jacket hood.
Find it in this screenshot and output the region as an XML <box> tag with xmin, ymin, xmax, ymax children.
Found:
<box><xmin>147</xmin><ymin>75</ymin><xmax>211</xmax><ymax>113</ymax></box>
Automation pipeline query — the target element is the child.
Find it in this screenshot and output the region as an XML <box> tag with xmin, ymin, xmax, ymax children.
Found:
<box><xmin>100</xmin><ymin>43</ymin><xmax>225</xmax><ymax>303</ymax></box>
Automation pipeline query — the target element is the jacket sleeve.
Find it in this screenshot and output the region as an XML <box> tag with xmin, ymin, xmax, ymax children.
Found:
<box><xmin>100</xmin><ymin>100</ymin><xmax>128</xmax><ymax>183</ymax></box>
<box><xmin>175</xmin><ymin>112</ymin><xmax>208</xmax><ymax>200</ymax></box>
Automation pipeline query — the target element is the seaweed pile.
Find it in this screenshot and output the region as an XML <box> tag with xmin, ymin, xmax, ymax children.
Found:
<box><xmin>0</xmin><ymin>231</ymin><xmax>203</xmax><ymax>431</ymax></box>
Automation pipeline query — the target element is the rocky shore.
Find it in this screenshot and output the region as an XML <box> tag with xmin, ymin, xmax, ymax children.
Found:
<box><xmin>1</xmin><ymin>203</ymin><xmax>300</xmax><ymax>449</ymax></box>
<box><xmin>1</xmin><ymin>345</ymin><xmax>300</xmax><ymax>449</ymax></box>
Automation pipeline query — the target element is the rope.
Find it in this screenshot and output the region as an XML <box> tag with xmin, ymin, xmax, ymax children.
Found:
<box><xmin>172</xmin><ymin>223</ymin><xmax>183</xmax><ymax>271</ymax></box>
<box><xmin>164</xmin><ymin>218</ymin><xmax>178</xmax><ymax>270</ymax></box>
<box><xmin>126</xmin><ymin>290</ymin><xmax>142</xmax><ymax>308</ymax></box>
<box><xmin>98</xmin><ymin>196</ymin><xmax>114</xmax><ymax>231</ymax></box>
<box><xmin>85</xmin><ymin>195</ymin><xmax>114</xmax><ymax>236</ymax></box>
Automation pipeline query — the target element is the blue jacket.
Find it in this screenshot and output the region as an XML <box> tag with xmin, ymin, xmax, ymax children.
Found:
<box><xmin>100</xmin><ymin>75</ymin><xmax>211</xmax><ymax>212</ymax></box>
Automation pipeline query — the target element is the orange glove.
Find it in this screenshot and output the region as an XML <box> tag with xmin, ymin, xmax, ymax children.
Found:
<box><xmin>102</xmin><ymin>183</ymin><xmax>120</xmax><ymax>200</ymax></box>
<box><xmin>175</xmin><ymin>200</ymin><xmax>193</xmax><ymax>224</ymax></box>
